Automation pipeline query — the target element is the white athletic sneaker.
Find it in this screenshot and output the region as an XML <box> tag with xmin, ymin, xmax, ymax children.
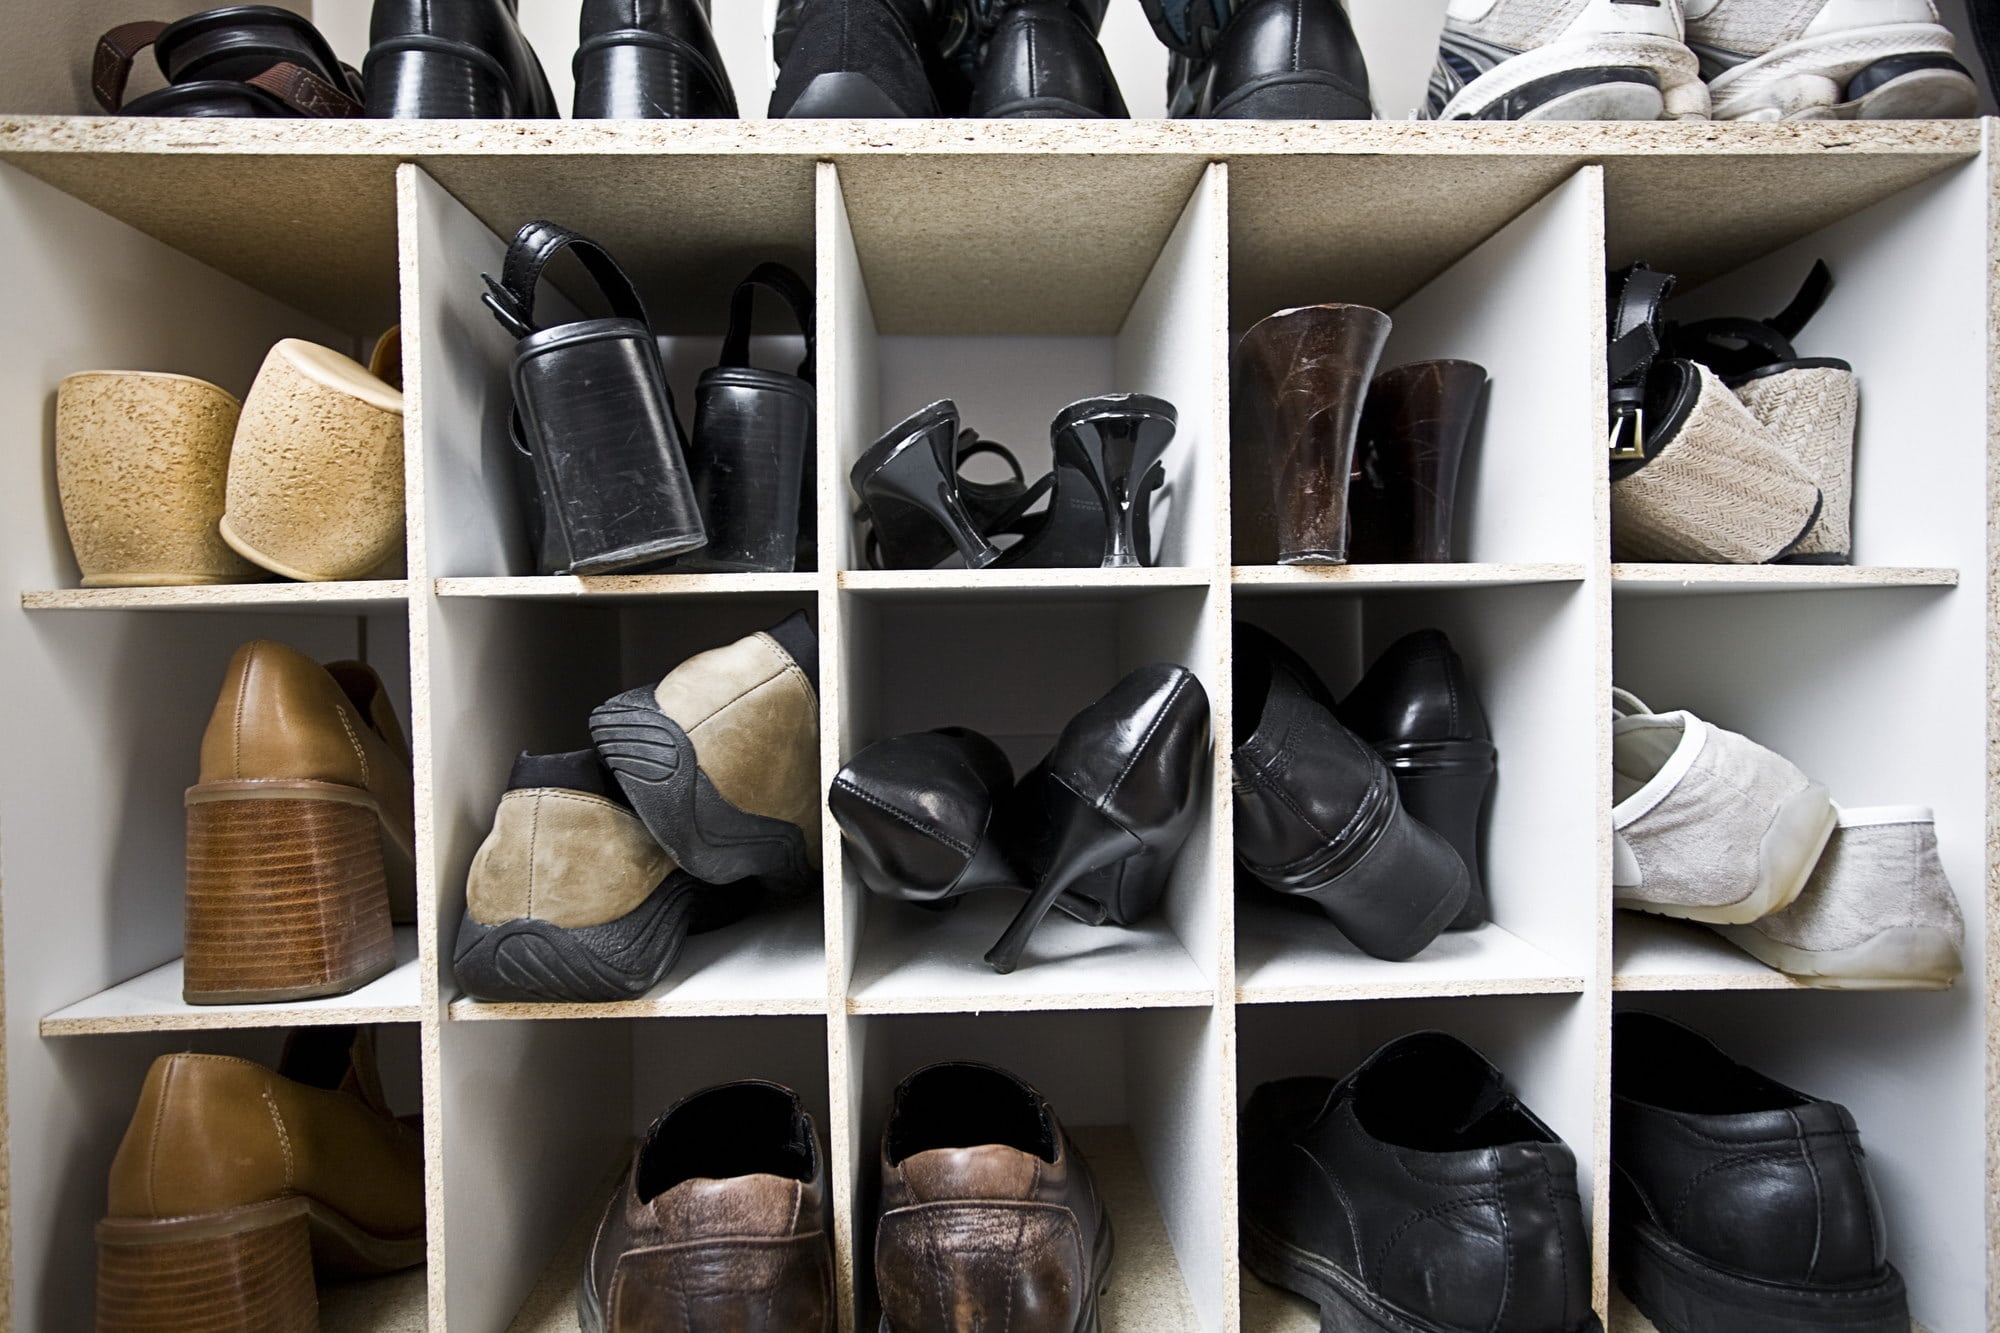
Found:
<box><xmin>1685</xmin><ymin>0</ymin><xmax>1978</xmax><ymax>120</ymax></box>
<box><xmin>1712</xmin><ymin>805</ymin><xmax>1965</xmax><ymax>988</ymax></box>
<box><xmin>1428</xmin><ymin>0</ymin><xmax>1711</xmax><ymax>121</ymax></box>
<box><xmin>1611</xmin><ymin>689</ymin><xmax>1836</xmax><ymax>924</ymax></box>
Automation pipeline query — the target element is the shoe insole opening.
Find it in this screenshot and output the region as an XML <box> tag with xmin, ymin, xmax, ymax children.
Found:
<box><xmin>887</xmin><ymin>1065</ymin><xmax>1056</xmax><ymax>1165</ymax></box>
<box><xmin>1353</xmin><ymin>1037</ymin><xmax>1550</xmax><ymax>1154</ymax></box>
<box><xmin>1612</xmin><ymin>719</ymin><xmax>1684</xmax><ymax>804</ymax></box>
<box><xmin>1615</xmin><ymin>1017</ymin><xmax>1810</xmax><ymax>1114</ymax></box>
<box><xmin>639</xmin><ymin>1084</ymin><xmax>815</xmax><ymax>1199</ymax></box>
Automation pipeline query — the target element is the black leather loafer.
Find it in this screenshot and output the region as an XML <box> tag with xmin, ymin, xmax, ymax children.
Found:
<box><xmin>1242</xmin><ymin>1032</ymin><xmax>1599</xmax><ymax>1333</ymax></box>
<box><xmin>574</xmin><ymin>0</ymin><xmax>736</xmax><ymax>118</ymax></box>
<box><xmin>970</xmin><ymin>0</ymin><xmax>1126</xmax><ymax>118</ymax></box>
<box><xmin>1338</xmin><ymin>629</ymin><xmax>1498</xmax><ymax>931</ymax></box>
<box><xmin>1232</xmin><ymin>624</ymin><xmax>1467</xmax><ymax>959</ymax></box>
<box><xmin>1613</xmin><ymin>1013</ymin><xmax>1910</xmax><ymax>1333</ymax></box>
<box><xmin>364</xmin><ymin>0</ymin><xmax>557</xmax><ymax>118</ymax></box>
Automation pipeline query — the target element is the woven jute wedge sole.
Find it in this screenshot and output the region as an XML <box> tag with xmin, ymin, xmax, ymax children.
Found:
<box><xmin>1733</xmin><ymin>364</ymin><xmax>1858</xmax><ymax>562</ymax></box>
<box><xmin>1612</xmin><ymin>364</ymin><xmax>1821</xmax><ymax>564</ymax></box>
<box><xmin>54</xmin><ymin>371</ymin><xmax>261</xmax><ymax>587</ymax></box>
<box><xmin>96</xmin><ymin>1196</ymin><xmax>318</xmax><ymax>1333</ymax></box>
<box><xmin>183</xmin><ymin>780</ymin><xmax>396</xmax><ymax>1003</ymax></box>
<box><xmin>222</xmin><ymin>339</ymin><xmax>405</xmax><ymax>583</ymax></box>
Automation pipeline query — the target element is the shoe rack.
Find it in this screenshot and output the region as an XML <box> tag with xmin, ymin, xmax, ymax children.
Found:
<box><xmin>0</xmin><ymin>15</ymin><xmax>1996</xmax><ymax>1333</ymax></box>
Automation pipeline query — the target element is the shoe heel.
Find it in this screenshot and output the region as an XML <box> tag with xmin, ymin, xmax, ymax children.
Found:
<box><xmin>985</xmin><ymin>787</ymin><xmax>1142</xmax><ymax>974</ymax></box>
<box><xmin>685</xmin><ymin>368</ymin><xmax>813</xmax><ymax>572</ymax></box>
<box><xmin>1211</xmin><ymin>72</ymin><xmax>1373</xmax><ymax>120</ymax></box>
<box><xmin>1382</xmin><ymin>740</ymin><xmax>1496</xmax><ymax>930</ymax></box>
<box><xmin>364</xmin><ymin>39</ymin><xmax>514</xmax><ymax>117</ymax></box>
<box><xmin>855</xmin><ymin>405</ymin><xmax>1000</xmax><ymax>570</ymax></box>
<box><xmin>183</xmin><ymin>781</ymin><xmax>396</xmax><ymax>1004</ymax></box>
<box><xmin>96</xmin><ymin>1197</ymin><xmax>318</xmax><ymax>1333</ymax></box>
<box><xmin>1350</xmin><ymin>360</ymin><xmax>1486</xmax><ymax>563</ymax></box>
<box><xmin>1052</xmin><ymin>394</ymin><xmax>1177</xmax><ymax>569</ymax></box>
<box><xmin>573</xmin><ymin>37</ymin><xmax>736</xmax><ymax>119</ymax></box>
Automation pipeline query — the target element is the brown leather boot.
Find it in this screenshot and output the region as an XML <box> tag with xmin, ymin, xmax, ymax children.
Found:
<box><xmin>579</xmin><ymin>1081</ymin><xmax>833</xmax><ymax>1332</ymax></box>
<box><xmin>184</xmin><ymin>640</ymin><xmax>414</xmax><ymax>1004</ymax></box>
<box><xmin>95</xmin><ymin>1026</ymin><xmax>426</xmax><ymax>1333</ymax></box>
<box><xmin>876</xmin><ymin>1062</ymin><xmax>1112</xmax><ymax>1332</ymax></box>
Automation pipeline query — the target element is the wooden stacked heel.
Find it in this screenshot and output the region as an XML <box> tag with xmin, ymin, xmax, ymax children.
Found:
<box><xmin>95</xmin><ymin>1196</ymin><xmax>318</xmax><ymax>1332</ymax></box>
<box><xmin>183</xmin><ymin>780</ymin><xmax>395</xmax><ymax>1004</ymax></box>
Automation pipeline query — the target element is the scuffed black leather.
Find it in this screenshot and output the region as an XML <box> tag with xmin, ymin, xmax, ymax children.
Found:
<box><xmin>970</xmin><ymin>0</ymin><xmax>1127</xmax><ymax>116</ymax></box>
<box><xmin>1339</xmin><ymin>629</ymin><xmax>1491</xmax><ymax>746</ymax></box>
<box><xmin>1613</xmin><ymin>1013</ymin><xmax>1894</xmax><ymax>1289</ymax></box>
<box><xmin>1241</xmin><ymin>1033</ymin><xmax>1594</xmax><ymax>1333</ymax></box>
<box><xmin>574</xmin><ymin>0</ymin><xmax>737</xmax><ymax>118</ymax></box>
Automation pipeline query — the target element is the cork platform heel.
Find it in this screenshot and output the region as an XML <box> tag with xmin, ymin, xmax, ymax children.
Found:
<box><xmin>95</xmin><ymin>1196</ymin><xmax>318</xmax><ymax>1333</ymax></box>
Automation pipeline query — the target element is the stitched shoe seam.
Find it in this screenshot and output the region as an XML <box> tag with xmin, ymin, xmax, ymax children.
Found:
<box><xmin>831</xmin><ymin>778</ymin><xmax>977</xmax><ymax>857</ymax></box>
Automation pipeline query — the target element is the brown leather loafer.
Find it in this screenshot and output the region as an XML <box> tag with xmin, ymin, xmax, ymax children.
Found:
<box><xmin>580</xmin><ymin>1080</ymin><xmax>833</xmax><ymax>1332</ymax></box>
<box><xmin>184</xmin><ymin>639</ymin><xmax>415</xmax><ymax>1003</ymax></box>
<box><xmin>95</xmin><ymin>1026</ymin><xmax>426</xmax><ymax>1333</ymax></box>
<box><xmin>876</xmin><ymin>1062</ymin><xmax>1112</xmax><ymax>1332</ymax></box>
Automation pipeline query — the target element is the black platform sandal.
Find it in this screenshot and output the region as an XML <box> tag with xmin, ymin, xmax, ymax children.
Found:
<box><xmin>93</xmin><ymin>7</ymin><xmax>364</xmax><ymax>118</ymax></box>
<box><xmin>483</xmin><ymin>220</ymin><xmax>707</xmax><ymax>575</ymax></box>
<box><xmin>683</xmin><ymin>263</ymin><xmax>816</xmax><ymax>573</ymax></box>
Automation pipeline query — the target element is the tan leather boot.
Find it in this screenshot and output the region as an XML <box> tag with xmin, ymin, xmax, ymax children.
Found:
<box><xmin>876</xmin><ymin>1062</ymin><xmax>1112</xmax><ymax>1333</ymax></box>
<box><xmin>95</xmin><ymin>1026</ymin><xmax>425</xmax><ymax>1333</ymax></box>
<box><xmin>588</xmin><ymin>611</ymin><xmax>820</xmax><ymax>894</ymax></box>
<box><xmin>580</xmin><ymin>1081</ymin><xmax>833</xmax><ymax>1332</ymax></box>
<box><xmin>185</xmin><ymin>640</ymin><xmax>415</xmax><ymax>1003</ymax></box>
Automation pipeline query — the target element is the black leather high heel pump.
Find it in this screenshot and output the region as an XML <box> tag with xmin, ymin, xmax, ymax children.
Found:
<box><xmin>986</xmin><ymin>663</ymin><xmax>1211</xmax><ymax>974</ymax></box>
<box><xmin>850</xmin><ymin>401</ymin><xmax>1002</xmax><ymax>570</ymax></box>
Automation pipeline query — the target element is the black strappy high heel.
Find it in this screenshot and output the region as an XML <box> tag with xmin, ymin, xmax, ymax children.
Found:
<box><xmin>483</xmin><ymin>220</ymin><xmax>706</xmax><ymax>575</ymax></box>
<box><xmin>850</xmin><ymin>401</ymin><xmax>1004</xmax><ymax>570</ymax></box>
<box><xmin>684</xmin><ymin>263</ymin><xmax>816</xmax><ymax>573</ymax></box>
<box><xmin>1050</xmin><ymin>393</ymin><xmax>1176</xmax><ymax>569</ymax></box>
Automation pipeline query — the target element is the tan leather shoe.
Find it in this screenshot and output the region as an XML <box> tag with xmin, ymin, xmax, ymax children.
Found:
<box><xmin>95</xmin><ymin>1026</ymin><xmax>425</xmax><ymax>1333</ymax></box>
<box><xmin>588</xmin><ymin>610</ymin><xmax>820</xmax><ymax>893</ymax></box>
<box><xmin>876</xmin><ymin>1063</ymin><xmax>1112</xmax><ymax>1333</ymax></box>
<box><xmin>580</xmin><ymin>1081</ymin><xmax>833</xmax><ymax>1333</ymax></box>
<box><xmin>185</xmin><ymin>639</ymin><xmax>415</xmax><ymax>1003</ymax></box>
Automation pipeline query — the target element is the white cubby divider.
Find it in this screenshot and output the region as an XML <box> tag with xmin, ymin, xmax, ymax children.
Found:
<box><xmin>0</xmin><ymin>121</ymin><xmax>1995</xmax><ymax>1333</ymax></box>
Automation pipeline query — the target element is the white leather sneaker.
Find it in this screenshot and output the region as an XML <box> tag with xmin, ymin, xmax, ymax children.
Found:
<box><xmin>1685</xmin><ymin>0</ymin><xmax>1978</xmax><ymax>120</ymax></box>
<box><xmin>1712</xmin><ymin>805</ymin><xmax>1965</xmax><ymax>988</ymax></box>
<box><xmin>1428</xmin><ymin>0</ymin><xmax>1711</xmax><ymax>120</ymax></box>
<box><xmin>1612</xmin><ymin>689</ymin><xmax>1835</xmax><ymax>924</ymax></box>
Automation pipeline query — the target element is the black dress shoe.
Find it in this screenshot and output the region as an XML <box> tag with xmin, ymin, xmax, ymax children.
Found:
<box><xmin>830</xmin><ymin>728</ymin><xmax>1028</xmax><ymax>907</ymax></box>
<box><xmin>1338</xmin><ymin>629</ymin><xmax>1497</xmax><ymax>931</ymax></box>
<box><xmin>970</xmin><ymin>0</ymin><xmax>1126</xmax><ymax>118</ymax></box>
<box><xmin>986</xmin><ymin>663</ymin><xmax>1211</xmax><ymax>973</ymax></box>
<box><xmin>1242</xmin><ymin>1032</ymin><xmax>1598</xmax><ymax>1333</ymax></box>
<box><xmin>1166</xmin><ymin>0</ymin><xmax>1372</xmax><ymax>119</ymax></box>
<box><xmin>1613</xmin><ymin>1013</ymin><xmax>1909</xmax><ymax>1333</ymax></box>
<box><xmin>364</xmin><ymin>0</ymin><xmax>558</xmax><ymax>117</ymax></box>
<box><xmin>1232</xmin><ymin>624</ymin><xmax>1467</xmax><ymax>960</ymax></box>
<box><xmin>574</xmin><ymin>0</ymin><xmax>737</xmax><ymax>118</ymax></box>
<box><xmin>769</xmin><ymin>0</ymin><xmax>957</xmax><ymax>117</ymax></box>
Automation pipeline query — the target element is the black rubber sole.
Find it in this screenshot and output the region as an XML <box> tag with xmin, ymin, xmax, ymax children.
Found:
<box><xmin>451</xmin><ymin>873</ymin><xmax>700</xmax><ymax>1003</ymax></box>
<box><xmin>1616</xmin><ymin>1219</ymin><xmax>1908</xmax><ymax>1333</ymax></box>
<box><xmin>780</xmin><ymin>71</ymin><xmax>914</xmax><ymax>117</ymax></box>
<box><xmin>590</xmin><ymin>687</ymin><xmax>816</xmax><ymax>892</ymax></box>
<box><xmin>1245</xmin><ymin>1222</ymin><xmax>1602</xmax><ymax>1333</ymax></box>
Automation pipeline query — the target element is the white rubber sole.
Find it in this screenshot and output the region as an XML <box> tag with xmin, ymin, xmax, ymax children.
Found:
<box><xmin>1711</xmin><ymin>922</ymin><xmax>1963</xmax><ymax>989</ymax></box>
<box><xmin>1616</xmin><ymin>782</ymin><xmax>1836</xmax><ymax>925</ymax></box>
<box><xmin>1704</xmin><ymin>21</ymin><xmax>1976</xmax><ymax>120</ymax></box>
<box><xmin>1440</xmin><ymin>32</ymin><xmax>1710</xmax><ymax>121</ymax></box>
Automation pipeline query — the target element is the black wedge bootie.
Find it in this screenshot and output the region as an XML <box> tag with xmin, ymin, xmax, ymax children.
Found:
<box><xmin>363</xmin><ymin>0</ymin><xmax>557</xmax><ymax>118</ymax></box>
<box><xmin>573</xmin><ymin>0</ymin><xmax>737</xmax><ymax>118</ymax></box>
<box><xmin>970</xmin><ymin>0</ymin><xmax>1126</xmax><ymax>118</ymax></box>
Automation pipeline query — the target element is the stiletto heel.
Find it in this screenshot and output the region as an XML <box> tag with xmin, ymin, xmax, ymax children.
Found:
<box><xmin>1349</xmin><ymin>360</ymin><xmax>1488</xmax><ymax>563</ymax></box>
<box><xmin>1050</xmin><ymin>393</ymin><xmax>1177</xmax><ymax>569</ymax></box>
<box><xmin>1233</xmin><ymin>304</ymin><xmax>1392</xmax><ymax>565</ymax></box>
<box><xmin>851</xmin><ymin>402</ymin><xmax>1002</xmax><ymax>569</ymax></box>
<box><xmin>985</xmin><ymin>663</ymin><xmax>1211</xmax><ymax>974</ymax></box>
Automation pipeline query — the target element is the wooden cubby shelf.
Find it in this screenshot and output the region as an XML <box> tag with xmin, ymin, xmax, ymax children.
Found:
<box><xmin>0</xmin><ymin>9</ymin><xmax>1994</xmax><ymax>1330</ymax></box>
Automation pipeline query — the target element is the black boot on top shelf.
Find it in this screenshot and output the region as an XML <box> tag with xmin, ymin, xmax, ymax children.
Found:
<box><xmin>574</xmin><ymin>0</ymin><xmax>738</xmax><ymax>119</ymax></box>
<box><xmin>1145</xmin><ymin>0</ymin><xmax>1372</xmax><ymax>119</ymax></box>
<box><xmin>364</xmin><ymin>0</ymin><xmax>558</xmax><ymax>117</ymax></box>
<box><xmin>770</xmin><ymin>0</ymin><xmax>967</xmax><ymax>116</ymax></box>
<box><xmin>971</xmin><ymin>0</ymin><xmax>1127</xmax><ymax>118</ymax></box>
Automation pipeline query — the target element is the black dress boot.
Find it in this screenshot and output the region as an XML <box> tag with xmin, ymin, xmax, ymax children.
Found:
<box><xmin>769</xmin><ymin>0</ymin><xmax>960</xmax><ymax>117</ymax></box>
<box><xmin>1160</xmin><ymin>0</ymin><xmax>1372</xmax><ymax>119</ymax></box>
<box><xmin>574</xmin><ymin>0</ymin><xmax>737</xmax><ymax>118</ymax></box>
<box><xmin>970</xmin><ymin>0</ymin><xmax>1127</xmax><ymax>118</ymax></box>
<box><xmin>363</xmin><ymin>0</ymin><xmax>558</xmax><ymax>118</ymax></box>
